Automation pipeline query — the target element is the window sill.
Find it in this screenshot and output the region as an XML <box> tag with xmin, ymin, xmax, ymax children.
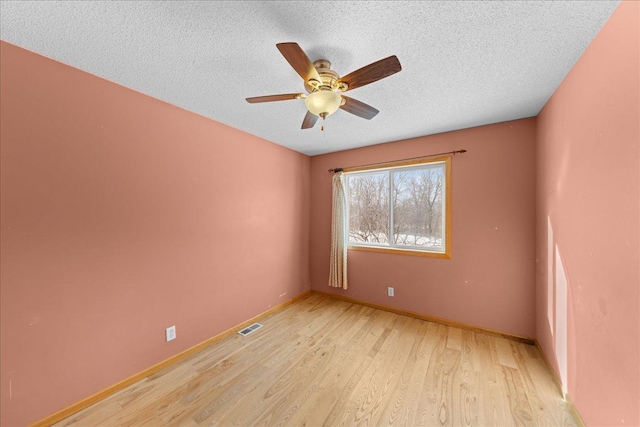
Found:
<box><xmin>348</xmin><ymin>244</ymin><xmax>451</xmax><ymax>259</ymax></box>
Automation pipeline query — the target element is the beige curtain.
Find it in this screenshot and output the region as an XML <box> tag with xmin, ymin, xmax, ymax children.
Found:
<box><xmin>329</xmin><ymin>171</ymin><xmax>348</xmax><ymax>289</ymax></box>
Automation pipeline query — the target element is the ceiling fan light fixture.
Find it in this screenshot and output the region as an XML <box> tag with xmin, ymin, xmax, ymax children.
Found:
<box><xmin>248</xmin><ymin>43</ymin><xmax>401</xmax><ymax>129</ymax></box>
<box><xmin>305</xmin><ymin>90</ymin><xmax>342</xmax><ymax>117</ymax></box>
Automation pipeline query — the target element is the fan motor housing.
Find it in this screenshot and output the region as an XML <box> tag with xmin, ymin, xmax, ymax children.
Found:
<box><xmin>305</xmin><ymin>60</ymin><xmax>345</xmax><ymax>93</ymax></box>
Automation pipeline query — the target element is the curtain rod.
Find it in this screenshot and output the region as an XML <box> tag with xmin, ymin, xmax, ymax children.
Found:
<box><xmin>328</xmin><ymin>149</ymin><xmax>467</xmax><ymax>173</ymax></box>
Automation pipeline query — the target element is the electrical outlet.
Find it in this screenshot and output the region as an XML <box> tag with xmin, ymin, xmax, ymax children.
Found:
<box><xmin>387</xmin><ymin>287</ymin><xmax>395</xmax><ymax>297</ymax></box>
<box><xmin>166</xmin><ymin>325</ymin><xmax>176</xmax><ymax>342</ymax></box>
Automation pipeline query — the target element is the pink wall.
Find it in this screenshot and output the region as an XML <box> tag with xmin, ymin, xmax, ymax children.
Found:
<box><xmin>0</xmin><ymin>42</ymin><xmax>310</xmax><ymax>426</ymax></box>
<box><xmin>309</xmin><ymin>119</ymin><xmax>537</xmax><ymax>338</ymax></box>
<box><xmin>535</xmin><ymin>2</ymin><xmax>639</xmax><ymax>426</ymax></box>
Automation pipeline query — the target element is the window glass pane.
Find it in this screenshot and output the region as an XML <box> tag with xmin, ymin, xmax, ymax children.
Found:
<box><xmin>392</xmin><ymin>165</ymin><xmax>444</xmax><ymax>250</ymax></box>
<box><xmin>347</xmin><ymin>172</ymin><xmax>389</xmax><ymax>244</ymax></box>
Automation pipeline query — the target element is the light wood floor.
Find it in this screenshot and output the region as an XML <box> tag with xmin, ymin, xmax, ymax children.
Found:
<box><xmin>55</xmin><ymin>293</ymin><xmax>577</xmax><ymax>426</ymax></box>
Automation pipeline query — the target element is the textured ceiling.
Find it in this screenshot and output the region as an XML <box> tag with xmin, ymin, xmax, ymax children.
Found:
<box><xmin>0</xmin><ymin>1</ymin><xmax>619</xmax><ymax>156</ymax></box>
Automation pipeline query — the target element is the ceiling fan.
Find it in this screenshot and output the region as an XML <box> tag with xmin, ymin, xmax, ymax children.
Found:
<box><xmin>246</xmin><ymin>42</ymin><xmax>402</xmax><ymax>130</ymax></box>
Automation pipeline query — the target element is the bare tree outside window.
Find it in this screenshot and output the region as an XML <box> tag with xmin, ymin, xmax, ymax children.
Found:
<box><xmin>346</xmin><ymin>161</ymin><xmax>447</xmax><ymax>255</ymax></box>
<box><xmin>392</xmin><ymin>167</ymin><xmax>443</xmax><ymax>249</ymax></box>
<box><xmin>347</xmin><ymin>172</ymin><xmax>389</xmax><ymax>243</ymax></box>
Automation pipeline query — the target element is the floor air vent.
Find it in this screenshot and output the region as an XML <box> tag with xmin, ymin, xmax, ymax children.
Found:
<box><xmin>238</xmin><ymin>323</ymin><xmax>263</xmax><ymax>337</ymax></box>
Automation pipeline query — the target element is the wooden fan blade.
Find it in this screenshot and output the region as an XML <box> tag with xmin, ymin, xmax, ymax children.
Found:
<box><xmin>246</xmin><ymin>93</ymin><xmax>303</xmax><ymax>103</ymax></box>
<box><xmin>340</xmin><ymin>96</ymin><xmax>379</xmax><ymax>120</ymax></box>
<box><xmin>338</xmin><ymin>55</ymin><xmax>402</xmax><ymax>91</ymax></box>
<box><xmin>276</xmin><ymin>42</ymin><xmax>322</xmax><ymax>84</ymax></box>
<box><xmin>301</xmin><ymin>111</ymin><xmax>318</xmax><ymax>129</ymax></box>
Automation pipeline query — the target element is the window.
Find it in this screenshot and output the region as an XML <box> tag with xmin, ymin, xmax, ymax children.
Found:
<box><xmin>345</xmin><ymin>156</ymin><xmax>451</xmax><ymax>258</ymax></box>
